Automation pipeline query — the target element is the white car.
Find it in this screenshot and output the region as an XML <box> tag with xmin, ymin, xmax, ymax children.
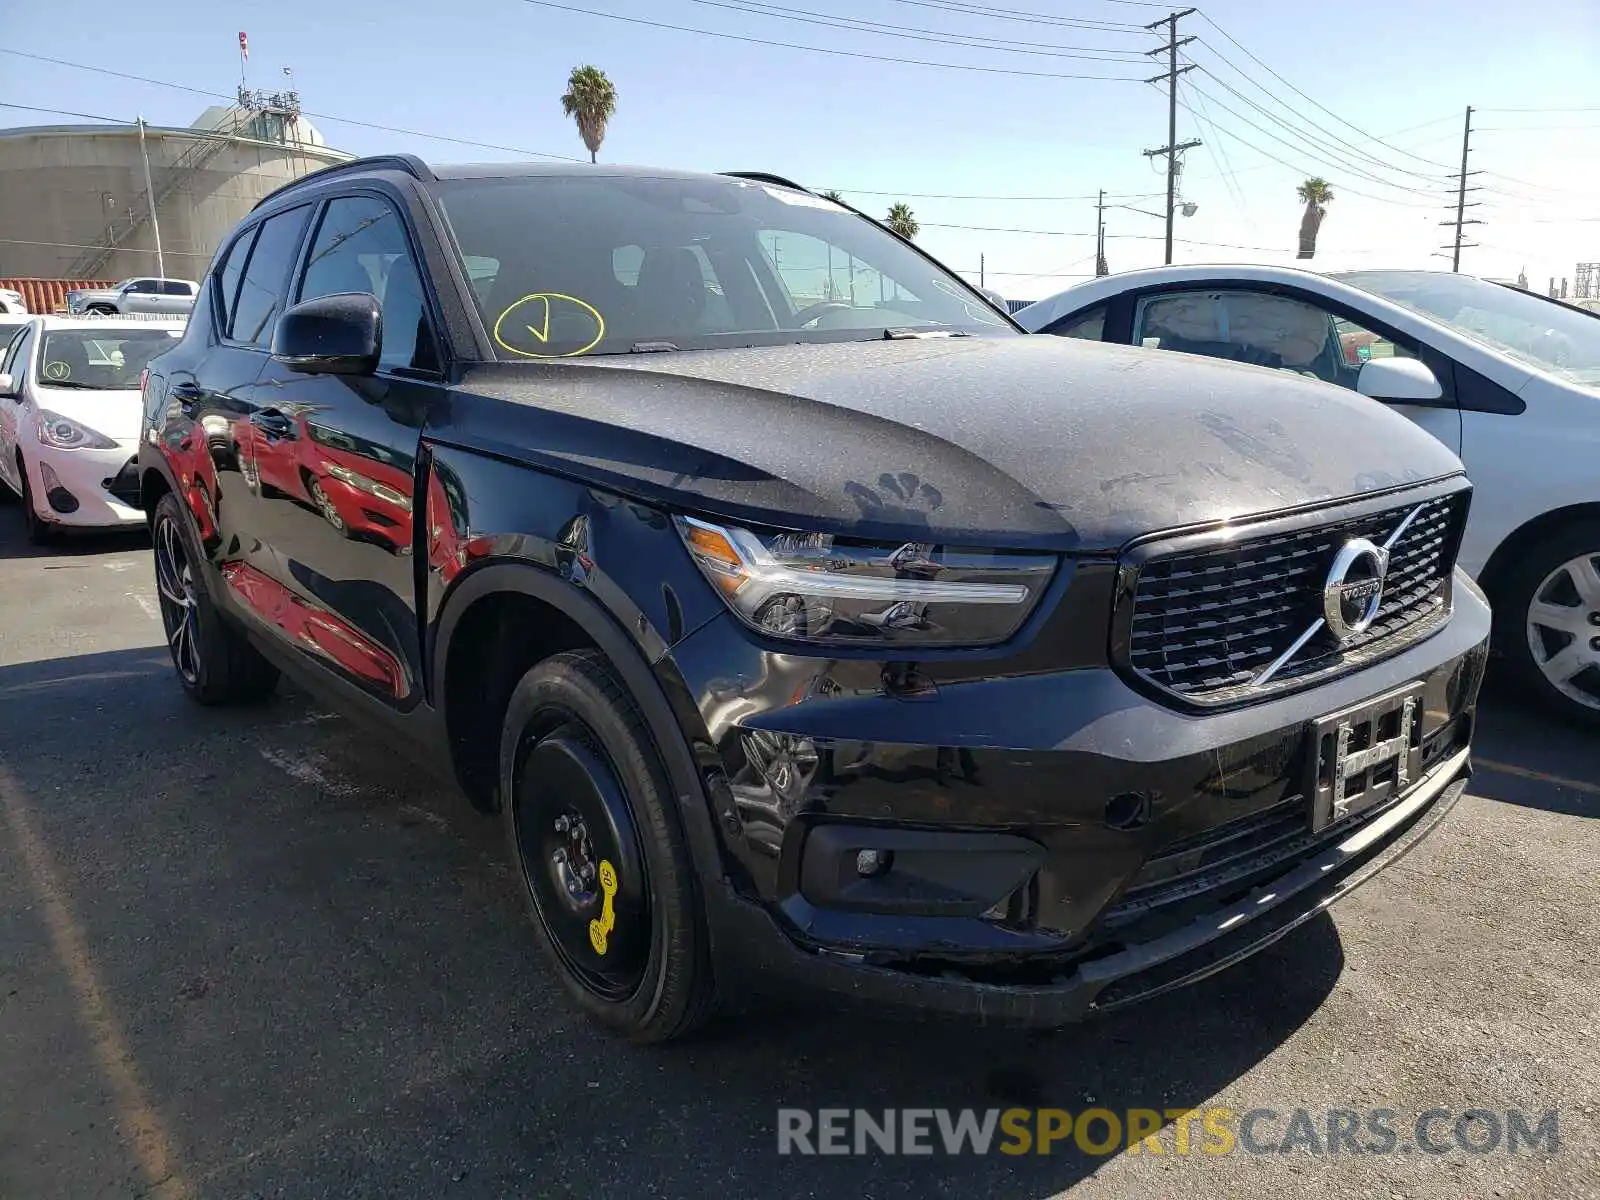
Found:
<box><xmin>1017</xmin><ymin>265</ymin><xmax>1600</xmax><ymax>726</ymax></box>
<box><xmin>0</xmin><ymin>316</ymin><xmax>186</xmax><ymax>542</ymax></box>
<box><xmin>0</xmin><ymin>287</ymin><xmax>27</xmax><ymax>314</ymax></box>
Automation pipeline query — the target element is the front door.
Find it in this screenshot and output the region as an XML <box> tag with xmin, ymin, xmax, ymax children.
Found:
<box><xmin>1130</xmin><ymin>287</ymin><xmax>1463</xmax><ymax>455</ymax></box>
<box><xmin>235</xmin><ymin>191</ymin><xmax>444</xmax><ymax>710</ymax></box>
<box><xmin>0</xmin><ymin>326</ymin><xmax>33</xmax><ymax>492</ymax></box>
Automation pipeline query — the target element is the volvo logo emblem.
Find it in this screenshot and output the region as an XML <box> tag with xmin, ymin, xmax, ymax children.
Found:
<box><xmin>1323</xmin><ymin>537</ymin><xmax>1389</xmax><ymax>643</ymax></box>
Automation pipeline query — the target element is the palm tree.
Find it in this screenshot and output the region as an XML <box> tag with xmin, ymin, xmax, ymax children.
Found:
<box><xmin>885</xmin><ymin>202</ymin><xmax>919</xmax><ymax>241</ymax></box>
<box><xmin>820</xmin><ymin>189</ymin><xmax>844</xmax><ymax>204</ymax></box>
<box><xmin>1296</xmin><ymin>177</ymin><xmax>1333</xmax><ymax>260</ymax></box>
<box><xmin>561</xmin><ymin>65</ymin><xmax>617</xmax><ymax>164</ymax></box>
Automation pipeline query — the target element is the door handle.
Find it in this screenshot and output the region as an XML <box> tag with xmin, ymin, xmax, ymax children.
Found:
<box><xmin>249</xmin><ymin>408</ymin><xmax>295</xmax><ymax>438</ymax></box>
<box><xmin>171</xmin><ymin>382</ymin><xmax>203</xmax><ymax>415</ymax></box>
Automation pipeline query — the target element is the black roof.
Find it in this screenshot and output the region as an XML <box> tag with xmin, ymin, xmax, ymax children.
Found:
<box><xmin>255</xmin><ymin>155</ymin><xmax>816</xmax><ymax>210</ymax></box>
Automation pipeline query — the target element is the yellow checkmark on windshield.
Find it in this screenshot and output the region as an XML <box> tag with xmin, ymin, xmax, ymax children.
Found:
<box><xmin>492</xmin><ymin>292</ymin><xmax>605</xmax><ymax>358</ymax></box>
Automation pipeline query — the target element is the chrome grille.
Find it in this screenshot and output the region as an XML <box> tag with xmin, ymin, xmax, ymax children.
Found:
<box><xmin>1124</xmin><ymin>489</ymin><xmax>1468</xmax><ymax>704</ymax></box>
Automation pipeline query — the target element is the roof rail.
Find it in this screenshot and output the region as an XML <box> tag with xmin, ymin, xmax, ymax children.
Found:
<box><xmin>720</xmin><ymin>171</ymin><xmax>814</xmax><ymax>194</ymax></box>
<box><xmin>252</xmin><ymin>154</ymin><xmax>435</xmax><ymax>211</ymax></box>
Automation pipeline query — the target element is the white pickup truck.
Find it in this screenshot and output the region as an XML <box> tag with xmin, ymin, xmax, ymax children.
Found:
<box><xmin>66</xmin><ymin>277</ymin><xmax>199</xmax><ymax>316</ymax></box>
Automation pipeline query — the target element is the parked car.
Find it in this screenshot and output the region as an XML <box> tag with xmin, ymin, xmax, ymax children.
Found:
<box><xmin>1017</xmin><ymin>266</ymin><xmax>1600</xmax><ymax>727</ymax></box>
<box><xmin>67</xmin><ymin>277</ymin><xmax>199</xmax><ymax>316</ymax></box>
<box><xmin>0</xmin><ymin>287</ymin><xmax>28</xmax><ymax>314</ymax></box>
<box><xmin>0</xmin><ymin>316</ymin><xmax>184</xmax><ymax>540</ymax></box>
<box><xmin>138</xmin><ymin>157</ymin><xmax>1488</xmax><ymax>1041</ymax></box>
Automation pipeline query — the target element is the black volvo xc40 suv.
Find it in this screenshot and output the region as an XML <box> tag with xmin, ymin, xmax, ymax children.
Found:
<box><xmin>138</xmin><ymin>156</ymin><xmax>1489</xmax><ymax>1041</ymax></box>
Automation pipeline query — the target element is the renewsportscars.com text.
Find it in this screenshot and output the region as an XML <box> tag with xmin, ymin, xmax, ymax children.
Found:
<box><xmin>776</xmin><ymin>1107</ymin><xmax>1562</xmax><ymax>1157</ymax></box>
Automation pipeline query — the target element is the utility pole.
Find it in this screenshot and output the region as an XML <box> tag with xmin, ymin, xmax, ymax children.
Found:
<box><xmin>136</xmin><ymin>116</ymin><xmax>166</xmax><ymax>280</ymax></box>
<box><xmin>1438</xmin><ymin>106</ymin><xmax>1481</xmax><ymax>273</ymax></box>
<box><xmin>1095</xmin><ymin>190</ymin><xmax>1109</xmax><ymax>276</ymax></box>
<box><xmin>980</xmin><ymin>253</ymin><xmax>986</xmax><ymax>289</ymax></box>
<box><xmin>1143</xmin><ymin>9</ymin><xmax>1200</xmax><ymax>266</ymax></box>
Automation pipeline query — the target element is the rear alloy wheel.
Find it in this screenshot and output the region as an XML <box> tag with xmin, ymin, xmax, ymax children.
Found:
<box><xmin>500</xmin><ymin>650</ymin><xmax>714</xmax><ymax>1041</ymax></box>
<box><xmin>1499</xmin><ymin>522</ymin><xmax>1600</xmax><ymax>729</ymax></box>
<box><xmin>151</xmin><ymin>492</ymin><xmax>279</xmax><ymax>705</ymax></box>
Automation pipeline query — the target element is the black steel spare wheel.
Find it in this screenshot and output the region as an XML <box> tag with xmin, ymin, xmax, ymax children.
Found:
<box><xmin>499</xmin><ymin>649</ymin><xmax>714</xmax><ymax>1041</ymax></box>
<box><xmin>514</xmin><ymin>727</ymin><xmax>650</xmax><ymax>1000</ymax></box>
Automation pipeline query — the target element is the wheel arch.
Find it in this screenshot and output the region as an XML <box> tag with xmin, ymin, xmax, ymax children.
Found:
<box><xmin>1477</xmin><ymin>502</ymin><xmax>1600</xmax><ymax>609</ymax></box>
<box><xmin>429</xmin><ymin>561</ymin><xmax>725</xmax><ymax>885</ymax></box>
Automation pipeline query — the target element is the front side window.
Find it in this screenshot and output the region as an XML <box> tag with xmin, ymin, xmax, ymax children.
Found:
<box><xmin>1134</xmin><ymin>289</ymin><xmax>1414</xmax><ymax>389</ymax></box>
<box><xmin>36</xmin><ymin>328</ymin><xmax>183</xmax><ymax>390</ymax></box>
<box><xmin>124</xmin><ymin>279</ymin><xmax>158</xmax><ymax>294</ymax></box>
<box><xmin>431</xmin><ymin>173</ymin><xmax>1013</xmax><ymax>358</ymax></box>
<box><xmin>1339</xmin><ymin>270</ymin><xmax>1600</xmax><ymax>387</ymax></box>
<box><xmin>299</xmin><ymin>195</ymin><xmax>438</xmax><ymax>372</ymax></box>
<box><xmin>231</xmin><ymin>206</ymin><xmax>311</xmax><ymax>347</ymax></box>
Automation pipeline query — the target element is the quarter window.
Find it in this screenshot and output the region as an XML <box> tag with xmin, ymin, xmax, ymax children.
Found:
<box><xmin>299</xmin><ymin>196</ymin><xmax>438</xmax><ymax>372</ymax></box>
<box><xmin>1133</xmin><ymin>289</ymin><xmax>1415</xmax><ymax>390</ymax></box>
<box><xmin>230</xmin><ymin>206</ymin><xmax>312</xmax><ymax>347</ymax></box>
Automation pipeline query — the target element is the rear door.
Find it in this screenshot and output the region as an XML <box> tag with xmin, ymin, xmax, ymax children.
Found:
<box><xmin>235</xmin><ymin>190</ymin><xmax>445</xmax><ymax>709</ymax></box>
<box><xmin>1126</xmin><ymin>285</ymin><xmax>1463</xmax><ymax>454</ymax></box>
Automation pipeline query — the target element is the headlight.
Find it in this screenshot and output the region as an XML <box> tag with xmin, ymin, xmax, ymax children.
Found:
<box><xmin>675</xmin><ymin>516</ymin><xmax>1055</xmax><ymax>647</ymax></box>
<box><xmin>36</xmin><ymin>410</ymin><xmax>118</xmax><ymax>450</ymax></box>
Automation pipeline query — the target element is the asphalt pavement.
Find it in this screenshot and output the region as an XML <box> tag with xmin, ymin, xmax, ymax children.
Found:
<box><xmin>1</xmin><ymin>505</ymin><xmax>1596</xmax><ymax>1200</ymax></box>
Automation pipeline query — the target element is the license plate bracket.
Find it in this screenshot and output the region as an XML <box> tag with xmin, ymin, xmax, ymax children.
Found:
<box><xmin>1307</xmin><ymin>683</ymin><xmax>1425</xmax><ymax>832</ymax></box>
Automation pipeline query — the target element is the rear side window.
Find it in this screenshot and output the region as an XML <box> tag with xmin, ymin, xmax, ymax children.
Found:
<box><xmin>230</xmin><ymin>206</ymin><xmax>311</xmax><ymax>347</ymax></box>
<box><xmin>214</xmin><ymin>230</ymin><xmax>255</xmax><ymax>331</ymax></box>
<box><xmin>160</xmin><ymin>280</ymin><xmax>193</xmax><ymax>296</ymax></box>
<box><xmin>1049</xmin><ymin>304</ymin><xmax>1106</xmax><ymax>341</ymax></box>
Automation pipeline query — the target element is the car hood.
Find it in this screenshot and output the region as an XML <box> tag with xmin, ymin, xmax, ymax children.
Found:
<box><xmin>35</xmin><ymin>388</ymin><xmax>143</xmax><ymax>442</ymax></box>
<box><xmin>444</xmin><ymin>335</ymin><xmax>1464</xmax><ymax>552</ymax></box>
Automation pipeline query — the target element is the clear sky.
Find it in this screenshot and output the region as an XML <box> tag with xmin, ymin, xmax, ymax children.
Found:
<box><xmin>4</xmin><ymin>0</ymin><xmax>1597</xmax><ymax>300</ymax></box>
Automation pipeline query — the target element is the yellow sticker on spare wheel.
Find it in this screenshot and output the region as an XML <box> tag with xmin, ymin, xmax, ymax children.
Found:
<box><xmin>493</xmin><ymin>292</ymin><xmax>605</xmax><ymax>358</ymax></box>
<box><xmin>588</xmin><ymin>859</ymin><xmax>619</xmax><ymax>955</ymax></box>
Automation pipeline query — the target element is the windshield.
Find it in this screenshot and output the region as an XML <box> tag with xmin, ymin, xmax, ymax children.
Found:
<box><xmin>430</xmin><ymin>173</ymin><xmax>1014</xmax><ymax>358</ymax></box>
<box><xmin>1338</xmin><ymin>271</ymin><xmax>1600</xmax><ymax>387</ymax></box>
<box><xmin>37</xmin><ymin>328</ymin><xmax>181</xmax><ymax>390</ymax></box>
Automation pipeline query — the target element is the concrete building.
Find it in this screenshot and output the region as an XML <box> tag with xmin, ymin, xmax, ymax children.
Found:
<box><xmin>0</xmin><ymin>92</ymin><xmax>351</xmax><ymax>281</ymax></box>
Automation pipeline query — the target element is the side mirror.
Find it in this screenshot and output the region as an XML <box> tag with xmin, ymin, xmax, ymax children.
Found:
<box><xmin>272</xmin><ymin>292</ymin><xmax>382</xmax><ymax>376</ymax></box>
<box><xmin>1356</xmin><ymin>356</ymin><xmax>1443</xmax><ymax>403</ymax></box>
<box><xmin>0</xmin><ymin>373</ymin><xmax>14</xmax><ymax>399</ymax></box>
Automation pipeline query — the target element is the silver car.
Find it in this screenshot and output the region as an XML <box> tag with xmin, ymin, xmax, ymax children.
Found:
<box><xmin>1018</xmin><ymin>266</ymin><xmax>1600</xmax><ymax>727</ymax></box>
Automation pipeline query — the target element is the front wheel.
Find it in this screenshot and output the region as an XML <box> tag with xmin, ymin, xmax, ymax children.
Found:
<box><xmin>1497</xmin><ymin>521</ymin><xmax>1600</xmax><ymax>729</ymax></box>
<box><xmin>500</xmin><ymin>650</ymin><xmax>714</xmax><ymax>1042</ymax></box>
<box><xmin>17</xmin><ymin>452</ymin><xmax>53</xmax><ymax>545</ymax></box>
<box><xmin>151</xmin><ymin>492</ymin><xmax>279</xmax><ymax>705</ymax></box>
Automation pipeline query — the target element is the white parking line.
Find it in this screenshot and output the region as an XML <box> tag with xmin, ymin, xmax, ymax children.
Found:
<box><xmin>257</xmin><ymin>748</ymin><xmax>358</xmax><ymax>797</ymax></box>
<box><xmin>128</xmin><ymin>593</ymin><xmax>160</xmax><ymax>622</ymax></box>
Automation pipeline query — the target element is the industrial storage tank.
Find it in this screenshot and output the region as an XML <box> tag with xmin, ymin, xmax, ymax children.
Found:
<box><xmin>0</xmin><ymin>90</ymin><xmax>352</xmax><ymax>282</ymax></box>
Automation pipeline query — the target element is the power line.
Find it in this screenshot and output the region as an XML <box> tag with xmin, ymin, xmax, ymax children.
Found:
<box><xmin>1476</xmin><ymin>105</ymin><xmax>1600</xmax><ymax>114</ymax></box>
<box><xmin>874</xmin><ymin>0</ymin><xmax>1143</xmax><ymax>31</ymax></box>
<box><xmin>1177</xmin><ymin>78</ymin><xmax>1250</xmax><ymax>221</ymax></box>
<box><xmin>681</xmin><ymin>0</ymin><xmax>1149</xmax><ymax>59</ymax></box>
<box><xmin>1177</xmin><ymin>83</ymin><xmax>1447</xmax><ymax>202</ymax></box>
<box><xmin>518</xmin><ymin>0</ymin><xmax>1147</xmax><ymax>80</ymax></box>
<box><xmin>1187</xmin><ymin>62</ymin><xmax>1451</xmax><ymax>183</ymax></box>
<box><xmin>1172</xmin><ymin>96</ymin><xmax>1449</xmax><ymax>208</ymax></box>
<box><xmin>1193</xmin><ymin>16</ymin><xmax>1458</xmax><ymax>170</ymax></box>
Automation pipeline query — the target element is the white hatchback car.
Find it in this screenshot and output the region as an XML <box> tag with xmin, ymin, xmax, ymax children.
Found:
<box><xmin>0</xmin><ymin>317</ymin><xmax>186</xmax><ymax>542</ymax></box>
<box><xmin>1017</xmin><ymin>266</ymin><xmax>1600</xmax><ymax>726</ymax></box>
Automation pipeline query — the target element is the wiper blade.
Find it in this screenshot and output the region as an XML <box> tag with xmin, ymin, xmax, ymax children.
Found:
<box><xmin>41</xmin><ymin>379</ymin><xmax>106</xmax><ymax>390</ymax></box>
<box><xmin>882</xmin><ymin>327</ymin><xmax>969</xmax><ymax>340</ymax></box>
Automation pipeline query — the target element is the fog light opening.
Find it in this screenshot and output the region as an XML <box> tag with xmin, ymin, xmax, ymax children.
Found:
<box><xmin>854</xmin><ymin>848</ymin><xmax>893</xmax><ymax>878</ymax></box>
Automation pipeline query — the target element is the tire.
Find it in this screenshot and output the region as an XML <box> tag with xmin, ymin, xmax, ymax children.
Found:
<box><xmin>307</xmin><ymin>477</ymin><xmax>350</xmax><ymax>537</ymax></box>
<box><xmin>500</xmin><ymin>649</ymin><xmax>714</xmax><ymax>1042</ymax></box>
<box><xmin>86</xmin><ymin>304</ymin><xmax>116</xmax><ymax>315</ymax></box>
<box><xmin>17</xmin><ymin>452</ymin><xmax>53</xmax><ymax>545</ymax></box>
<box><xmin>151</xmin><ymin>492</ymin><xmax>279</xmax><ymax>705</ymax></box>
<box><xmin>1495</xmin><ymin>520</ymin><xmax>1600</xmax><ymax>730</ymax></box>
